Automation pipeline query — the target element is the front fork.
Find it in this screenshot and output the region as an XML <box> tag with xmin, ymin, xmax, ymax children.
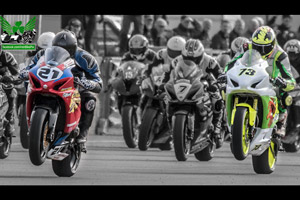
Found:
<box><xmin>231</xmin><ymin>97</ymin><xmax>258</xmax><ymax>136</ymax></box>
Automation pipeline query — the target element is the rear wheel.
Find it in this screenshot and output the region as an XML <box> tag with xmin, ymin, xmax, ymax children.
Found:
<box><xmin>29</xmin><ymin>108</ymin><xmax>50</xmax><ymax>166</ymax></box>
<box><xmin>0</xmin><ymin>135</ymin><xmax>11</xmax><ymax>159</ymax></box>
<box><xmin>52</xmin><ymin>144</ymin><xmax>82</xmax><ymax>177</ymax></box>
<box><xmin>173</xmin><ymin>114</ymin><xmax>191</xmax><ymax>161</ymax></box>
<box><xmin>231</xmin><ymin>107</ymin><xmax>250</xmax><ymax>161</ymax></box>
<box><xmin>19</xmin><ymin>103</ymin><xmax>29</xmax><ymax>149</ymax></box>
<box><xmin>252</xmin><ymin>139</ymin><xmax>277</xmax><ymax>174</ymax></box>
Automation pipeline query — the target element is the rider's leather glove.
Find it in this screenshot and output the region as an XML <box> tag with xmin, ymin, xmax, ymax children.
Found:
<box><xmin>19</xmin><ymin>69</ymin><xmax>29</xmax><ymax>80</ymax></box>
<box><xmin>217</xmin><ymin>73</ymin><xmax>227</xmax><ymax>84</ymax></box>
<box><xmin>273</xmin><ymin>76</ymin><xmax>287</xmax><ymax>89</ymax></box>
<box><xmin>75</xmin><ymin>76</ymin><xmax>96</xmax><ymax>90</ymax></box>
<box><xmin>2</xmin><ymin>75</ymin><xmax>14</xmax><ymax>84</ymax></box>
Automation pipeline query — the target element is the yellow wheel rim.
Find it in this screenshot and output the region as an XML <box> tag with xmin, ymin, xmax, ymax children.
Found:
<box><xmin>242</xmin><ymin>111</ymin><xmax>250</xmax><ymax>155</ymax></box>
<box><xmin>268</xmin><ymin>141</ymin><xmax>276</xmax><ymax>169</ymax></box>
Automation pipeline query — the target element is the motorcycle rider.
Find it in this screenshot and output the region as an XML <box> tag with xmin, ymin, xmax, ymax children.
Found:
<box><xmin>222</xmin><ymin>26</ymin><xmax>296</xmax><ymax>137</ymax></box>
<box><xmin>283</xmin><ymin>39</ymin><xmax>300</xmax><ymax>82</ymax></box>
<box><xmin>143</xmin><ymin>36</ymin><xmax>186</xmax><ymax>85</ymax></box>
<box><xmin>0</xmin><ymin>45</ymin><xmax>19</xmax><ymax>137</ymax></box>
<box><xmin>19</xmin><ymin>30</ymin><xmax>103</xmax><ymax>151</ymax></box>
<box><xmin>112</xmin><ymin>34</ymin><xmax>156</xmax><ymax>114</ymax></box>
<box><xmin>170</xmin><ymin>38</ymin><xmax>224</xmax><ymax>147</ymax></box>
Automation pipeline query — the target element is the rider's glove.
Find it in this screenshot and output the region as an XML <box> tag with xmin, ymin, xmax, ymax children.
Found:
<box><xmin>2</xmin><ymin>75</ymin><xmax>14</xmax><ymax>84</ymax></box>
<box><xmin>19</xmin><ymin>69</ymin><xmax>29</xmax><ymax>80</ymax></box>
<box><xmin>75</xmin><ymin>76</ymin><xmax>96</xmax><ymax>90</ymax></box>
<box><xmin>273</xmin><ymin>76</ymin><xmax>287</xmax><ymax>89</ymax></box>
<box><xmin>217</xmin><ymin>73</ymin><xmax>227</xmax><ymax>84</ymax></box>
<box><xmin>141</xmin><ymin>77</ymin><xmax>152</xmax><ymax>90</ymax></box>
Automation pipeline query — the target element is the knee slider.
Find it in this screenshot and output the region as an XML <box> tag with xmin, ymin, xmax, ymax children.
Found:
<box><xmin>85</xmin><ymin>98</ymin><xmax>96</xmax><ymax>112</ymax></box>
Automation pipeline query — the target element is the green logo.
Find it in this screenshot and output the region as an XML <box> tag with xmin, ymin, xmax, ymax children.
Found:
<box><xmin>0</xmin><ymin>16</ymin><xmax>37</xmax><ymax>50</ymax></box>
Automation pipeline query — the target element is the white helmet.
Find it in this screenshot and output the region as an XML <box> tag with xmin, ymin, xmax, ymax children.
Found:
<box><xmin>167</xmin><ymin>36</ymin><xmax>186</xmax><ymax>59</ymax></box>
<box><xmin>231</xmin><ymin>36</ymin><xmax>249</xmax><ymax>54</ymax></box>
<box><xmin>37</xmin><ymin>32</ymin><xmax>56</xmax><ymax>49</ymax></box>
<box><xmin>182</xmin><ymin>39</ymin><xmax>204</xmax><ymax>64</ymax></box>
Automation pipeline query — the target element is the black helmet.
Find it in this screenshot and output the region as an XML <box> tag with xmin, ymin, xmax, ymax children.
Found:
<box><xmin>52</xmin><ymin>30</ymin><xmax>77</xmax><ymax>57</ymax></box>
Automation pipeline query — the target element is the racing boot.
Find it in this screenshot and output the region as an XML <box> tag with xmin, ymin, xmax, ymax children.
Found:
<box><xmin>5</xmin><ymin>95</ymin><xmax>16</xmax><ymax>137</ymax></box>
<box><xmin>275</xmin><ymin>112</ymin><xmax>288</xmax><ymax>138</ymax></box>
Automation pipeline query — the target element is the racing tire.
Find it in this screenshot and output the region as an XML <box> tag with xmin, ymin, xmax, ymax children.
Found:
<box><xmin>282</xmin><ymin>134</ymin><xmax>300</xmax><ymax>153</ymax></box>
<box><xmin>52</xmin><ymin>144</ymin><xmax>82</xmax><ymax>177</ymax></box>
<box><xmin>252</xmin><ymin>139</ymin><xmax>277</xmax><ymax>174</ymax></box>
<box><xmin>138</xmin><ymin>108</ymin><xmax>156</xmax><ymax>151</ymax></box>
<box><xmin>29</xmin><ymin>108</ymin><xmax>49</xmax><ymax>166</ymax></box>
<box><xmin>173</xmin><ymin>114</ymin><xmax>191</xmax><ymax>161</ymax></box>
<box><xmin>231</xmin><ymin>107</ymin><xmax>250</xmax><ymax>161</ymax></box>
<box><xmin>121</xmin><ymin>105</ymin><xmax>138</xmax><ymax>148</ymax></box>
<box><xmin>0</xmin><ymin>135</ymin><xmax>11</xmax><ymax>159</ymax></box>
<box><xmin>19</xmin><ymin>103</ymin><xmax>29</xmax><ymax>149</ymax></box>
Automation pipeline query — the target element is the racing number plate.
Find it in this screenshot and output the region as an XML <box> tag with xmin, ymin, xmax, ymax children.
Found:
<box><xmin>37</xmin><ymin>66</ymin><xmax>63</xmax><ymax>82</ymax></box>
<box><xmin>174</xmin><ymin>82</ymin><xmax>192</xmax><ymax>101</ymax></box>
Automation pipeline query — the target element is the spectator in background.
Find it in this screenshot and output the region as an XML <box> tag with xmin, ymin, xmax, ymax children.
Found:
<box><xmin>172</xmin><ymin>15</ymin><xmax>202</xmax><ymax>40</ymax></box>
<box><xmin>199</xmin><ymin>18</ymin><xmax>212</xmax><ymax>48</ymax></box>
<box><xmin>65</xmin><ymin>18</ymin><xmax>85</xmax><ymax>50</ymax></box>
<box><xmin>243</xmin><ymin>17</ymin><xmax>260</xmax><ymax>39</ymax></box>
<box><xmin>267</xmin><ymin>15</ymin><xmax>278</xmax><ymax>32</ymax></box>
<box><xmin>154</xmin><ymin>15</ymin><xmax>169</xmax><ymax>24</ymax></box>
<box><xmin>254</xmin><ymin>17</ymin><xmax>265</xmax><ymax>26</ymax></box>
<box><xmin>84</xmin><ymin>15</ymin><xmax>97</xmax><ymax>55</ymax></box>
<box><xmin>211</xmin><ymin>19</ymin><xmax>231</xmax><ymax>50</ymax></box>
<box><xmin>152</xmin><ymin>18</ymin><xmax>170</xmax><ymax>46</ymax></box>
<box><xmin>229</xmin><ymin>18</ymin><xmax>246</xmax><ymax>45</ymax></box>
<box><xmin>119</xmin><ymin>15</ymin><xmax>144</xmax><ymax>55</ymax></box>
<box><xmin>277</xmin><ymin>15</ymin><xmax>297</xmax><ymax>47</ymax></box>
<box><xmin>143</xmin><ymin>15</ymin><xmax>155</xmax><ymax>45</ymax></box>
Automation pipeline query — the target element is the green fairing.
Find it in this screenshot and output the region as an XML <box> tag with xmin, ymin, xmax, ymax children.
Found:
<box><xmin>260</xmin><ymin>96</ymin><xmax>278</xmax><ymax>129</ymax></box>
<box><xmin>226</xmin><ymin>94</ymin><xmax>278</xmax><ymax>129</ymax></box>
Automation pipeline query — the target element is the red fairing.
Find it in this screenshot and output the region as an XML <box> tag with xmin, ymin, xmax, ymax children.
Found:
<box><xmin>26</xmin><ymin>61</ymin><xmax>81</xmax><ymax>134</ymax></box>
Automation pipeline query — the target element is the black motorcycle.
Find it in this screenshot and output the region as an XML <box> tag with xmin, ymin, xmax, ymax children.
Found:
<box><xmin>164</xmin><ymin>60</ymin><xmax>216</xmax><ymax>161</ymax></box>
<box><xmin>138</xmin><ymin>66</ymin><xmax>172</xmax><ymax>151</ymax></box>
<box><xmin>16</xmin><ymin>80</ymin><xmax>29</xmax><ymax>149</ymax></box>
<box><xmin>0</xmin><ymin>75</ymin><xmax>22</xmax><ymax>158</ymax></box>
<box><xmin>111</xmin><ymin>61</ymin><xmax>145</xmax><ymax>148</ymax></box>
<box><xmin>283</xmin><ymin>84</ymin><xmax>300</xmax><ymax>152</ymax></box>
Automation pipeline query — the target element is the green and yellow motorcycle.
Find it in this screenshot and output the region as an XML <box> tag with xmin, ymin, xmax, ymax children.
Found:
<box><xmin>224</xmin><ymin>49</ymin><xmax>283</xmax><ymax>174</ymax></box>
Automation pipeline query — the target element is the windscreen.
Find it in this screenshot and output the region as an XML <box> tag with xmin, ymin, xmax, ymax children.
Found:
<box><xmin>240</xmin><ymin>49</ymin><xmax>264</xmax><ymax>67</ymax></box>
<box><xmin>44</xmin><ymin>46</ymin><xmax>71</xmax><ymax>66</ymax></box>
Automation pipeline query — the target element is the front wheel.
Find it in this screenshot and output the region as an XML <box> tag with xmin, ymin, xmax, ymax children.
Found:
<box><xmin>231</xmin><ymin>107</ymin><xmax>250</xmax><ymax>161</ymax></box>
<box><xmin>173</xmin><ymin>114</ymin><xmax>191</xmax><ymax>161</ymax></box>
<box><xmin>252</xmin><ymin>139</ymin><xmax>278</xmax><ymax>174</ymax></box>
<box><xmin>138</xmin><ymin>108</ymin><xmax>157</xmax><ymax>151</ymax></box>
<box><xmin>29</xmin><ymin>108</ymin><xmax>50</xmax><ymax>166</ymax></box>
<box><xmin>121</xmin><ymin>105</ymin><xmax>138</xmax><ymax>148</ymax></box>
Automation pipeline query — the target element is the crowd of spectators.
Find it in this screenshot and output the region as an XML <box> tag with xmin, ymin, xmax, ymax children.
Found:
<box><xmin>61</xmin><ymin>15</ymin><xmax>300</xmax><ymax>57</ymax></box>
<box><xmin>118</xmin><ymin>15</ymin><xmax>300</xmax><ymax>55</ymax></box>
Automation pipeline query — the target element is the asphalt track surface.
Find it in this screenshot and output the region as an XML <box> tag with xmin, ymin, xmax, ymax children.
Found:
<box><xmin>1</xmin><ymin>126</ymin><xmax>300</xmax><ymax>186</ymax></box>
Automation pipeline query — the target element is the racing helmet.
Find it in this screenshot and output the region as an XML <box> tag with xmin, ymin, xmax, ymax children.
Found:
<box><xmin>166</xmin><ymin>36</ymin><xmax>186</xmax><ymax>59</ymax></box>
<box><xmin>37</xmin><ymin>32</ymin><xmax>56</xmax><ymax>49</ymax></box>
<box><xmin>251</xmin><ymin>26</ymin><xmax>276</xmax><ymax>59</ymax></box>
<box><xmin>52</xmin><ymin>30</ymin><xmax>78</xmax><ymax>57</ymax></box>
<box><xmin>284</xmin><ymin>39</ymin><xmax>300</xmax><ymax>63</ymax></box>
<box><xmin>128</xmin><ymin>34</ymin><xmax>149</xmax><ymax>60</ymax></box>
<box><xmin>181</xmin><ymin>39</ymin><xmax>204</xmax><ymax>65</ymax></box>
<box><xmin>231</xmin><ymin>36</ymin><xmax>250</xmax><ymax>55</ymax></box>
